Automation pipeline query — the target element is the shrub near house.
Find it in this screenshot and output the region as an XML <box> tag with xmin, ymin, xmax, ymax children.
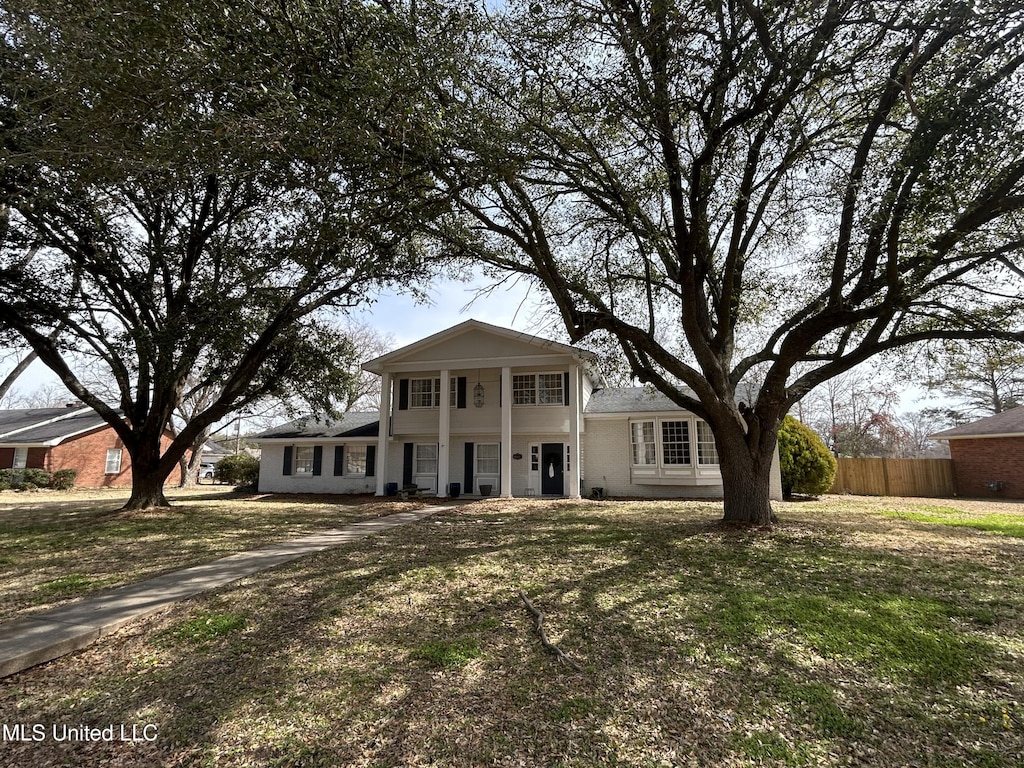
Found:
<box><xmin>215</xmin><ymin>454</ymin><xmax>259</xmax><ymax>488</ymax></box>
<box><xmin>779</xmin><ymin>415</ymin><xmax>837</xmax><ymax>499</ymax></box>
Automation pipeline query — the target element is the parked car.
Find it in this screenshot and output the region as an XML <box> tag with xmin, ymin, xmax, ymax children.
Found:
<box><xmin>199</xmin><ymin>463</ymin><xmax>216</xmax><ymax>479</ymax></box>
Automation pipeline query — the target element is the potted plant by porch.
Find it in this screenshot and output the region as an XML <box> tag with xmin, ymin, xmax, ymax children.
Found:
<box><xmin>478</xmin><ymin>483</ymin><xmax>493</xmax><ymax>496</ymax></box>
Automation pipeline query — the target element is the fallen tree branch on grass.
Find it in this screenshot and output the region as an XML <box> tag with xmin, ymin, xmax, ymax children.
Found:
<box><xmin>518</xmin><ymin>590</ymin><xmax>583</xmax><ymax>672</ymax></box>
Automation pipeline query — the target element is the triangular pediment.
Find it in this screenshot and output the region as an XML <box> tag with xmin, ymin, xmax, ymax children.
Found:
<box><xmin>362</xmin><ymin>319</ymin><xmax>593</xmax><ymax>372</ymax></box>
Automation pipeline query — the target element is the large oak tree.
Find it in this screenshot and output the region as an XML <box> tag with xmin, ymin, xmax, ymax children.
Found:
<box><xmin>426</xmin><ymin>0</ymin><xmax>1024</xmax><ymax>524</ymax></box>
<box><xmin>0</xmin><ymin>0</ymin><xmax>456</xmax><ymax>508</ymax></box>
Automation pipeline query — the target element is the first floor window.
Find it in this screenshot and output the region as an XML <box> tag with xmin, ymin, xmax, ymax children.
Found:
<box><xmin>105</xmin><ymin>448</ymin><xmax>122</xmax><ymax>474</ymax></box>
<box><xmin>476</xmin><ymin>443</ymin><xmax>499</xmax><ymax>475</ymax></box>
<box><xmin>530</xmin><ymin>444</ymin><xmax>540</xmax><ymax>472</ymax></box>
<box><xmin>345</xmin><ymin>446</ymin><xmax>367</xmax><ymax>476</ymax></box>
<box><xmin>294</xmin><ymin>446</ymin><xmax>315</xmax><ymax>475</ymax></box>
<box><xmin>696</xmin><ymin>422</ymin><xmax>719</xmax><ymax>465</ymax></box>
<box><xmin>12</xmin><ymin>447</ymin><xmax>28</xmax><ymax>470</ymax></box>
<box><xmin>661</xmin><ymin>420</ymin><xmax>692</xmax><ymax>465</ymax></box>
<box><xmin>630</xmin><ymin>421</ymin><xmax>657</xmax><ymax>465</ymax></box>
<box><xmin>415</xmin><ymin>443</ymin><xmax>438</xmax><ymax>475</ymax></box>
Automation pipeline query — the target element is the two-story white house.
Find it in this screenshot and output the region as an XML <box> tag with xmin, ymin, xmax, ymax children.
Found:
<box><xmin>256</xmin><ymin>319</ymin><xmax>783</xmax><ymax>500</ymax></box>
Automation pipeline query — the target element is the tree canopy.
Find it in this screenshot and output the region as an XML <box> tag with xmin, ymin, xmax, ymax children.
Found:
<box><xmin>421</xmin><ymin>0</ymin><xmax>1024</xmax><ymax>523</ymax></box>
<box><xmin>0</xmin><ymin>0</ymin><xmax>457</xmax><ymax>508</ymax></box>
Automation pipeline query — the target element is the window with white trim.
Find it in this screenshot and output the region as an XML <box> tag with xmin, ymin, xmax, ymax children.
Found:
<box><xmin>530</xmin><ymin>444</ymin><xmax>540</xmax><ymax>472</ymax></box>
<box><xmin>476</xmin><ymin>443</ymin><xmax>499</xmax><ymax>475</ymax></box>
<box><xmin>415</xmin><ymin>443</ymin><xmax>438</xmax><ymax>475</ymax></box>
<box><xmin>696</xmin><ymin>422</ymin><xmax>719</xmax><ymax>465</ymax></box>
<box><xmin>630</xmin><ymin>421</ymin><xmax>657</xmax><ymax>465</ymax></box>
<box><xmin>538</xmin><ymin>373</ymin><xmax>564</xmax><ymax>404</ymax></box>
<box><xmin>345</xmin><ymin>445</ymin><xmax>367</xmax><ymax>476</ymax></box>
<box><xmin>512</xmin><ymin>374</ymin><xmax>536</xmax><ymax>405</ymax></box>
<box><xmin>410</xmin><ymin>377</ymin><xmax>441</xmax><ymax>408</ymax></box>
<box><xmin>294</xmin><ymin>446</ymin><xmax>315</xmax><ymax>475</ymax></box>
<box><xmin>512</xmin><ymin>372</ymin><xmax>565</xmax><ymax>405</ymax></box>
<box><xmin>12</xmin><ymin>447</ymin><xmax>28</xmax><ymax>470</ymax></box>
<box><xmin>104</xmin><ymin>448</ymin><xmax>122</xmax><ymax>474</ymax></box>
<box><xmin>661</xmin><ymin>420</ymin><xmax>692</xmax><ymax>465</ymax></box>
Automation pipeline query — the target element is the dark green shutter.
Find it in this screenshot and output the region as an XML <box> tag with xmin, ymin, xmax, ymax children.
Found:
<box><xmin>282</xmin><ymin>446</ymin><xmax>293</xmax><ymax>476</ymax></box>
<box><xmin>457</xmin><ymin>377</ymin><xmax>467</xmax><ymax>409</ymax></box>
<box><xmin>365</xmin><ymin>445</ymin><xmax>376</xmax><ymax>477</ymax></box>
<box><xmin>464</xmin><ymin>442</ymin><xmax>474</xmax><ymax>491</ymax></box>
<box><xmin>398</xmin><ymin>379</ymin><xmax>409</xmax><ymax>410</ymax></box>
<box><xmin>402</xmin><ymin>443</ymin><xmax>414</xmax><ymax>486</ymax></box>
<box><xmin>312</xmin><ymin>446</ymin><xmax>323</xmax><ymax>476</ymax></box>
<box><xmin>333</xmin><ymin>446</ymin><xmax>345</xmax><ymax>476</ymax></box>
<box><xmin>564</xmin><ymin>372</ymin><xmax>570</xmax><ymax>405</ymax></box>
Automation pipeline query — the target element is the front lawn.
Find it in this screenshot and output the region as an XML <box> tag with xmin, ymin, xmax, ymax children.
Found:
<box><xmin>2</xmin><ymin>495</ymin><xmax>1023</xmax><ymax>767</ymax></box>
<box><xmin>0</xmin><ymin>488</ymin><xmax>428</xmax><ymax>622</ymax></box>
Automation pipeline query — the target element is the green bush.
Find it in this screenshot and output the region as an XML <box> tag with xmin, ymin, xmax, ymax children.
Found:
<box><xmin>778</xmin><ymin>415</ymin><xmax>837</xmax><ymax>499</ymax></box>
<box><xmin>50</xmin><ymin>468</ymin><xmax>78</xmax><ymax>490</ymax></box>
<box><xmin>214</xmin><ymin>453</ymin><xmax>259</xmax><ymax>487</ymax></box>
<box><xmin>0</xmin><ymin>470</ymin><xmax>11</xmax><ymax>491</ymax></box>
<box><xmin>20</xmin><ymin>468</ymin><xmax>52</xmax><ymax>490</ymax></box>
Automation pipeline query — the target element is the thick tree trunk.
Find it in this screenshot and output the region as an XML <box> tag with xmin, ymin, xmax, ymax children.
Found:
<box><xmin>123</xmin><ymin>470</ymin><xmax>170</xmax><ymax>510</ymax></box>
<box><xmin>716</xmin><ymin>421</ymin><xmax>779</xmax><ymax>526</ymax></box>
<box><xmin>121</xmin><ymin>438</ymin><xmax>175</xmax><ymax>510</ymax></box>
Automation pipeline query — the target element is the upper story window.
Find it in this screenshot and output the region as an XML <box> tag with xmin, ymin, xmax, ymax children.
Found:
<box><xmin>405</xmin><ymin>377</ymin><xmax>459</xmax><ymax>408</ymax></box>
<box><xmin>410</xmin><ymin>377</ymin><xmax>441</xmax><ymax>408</ymax></box>
<box><xmin>512</xmin><ymin>372</ymin><xmax>566</xmax><ymax>406</ymax></box>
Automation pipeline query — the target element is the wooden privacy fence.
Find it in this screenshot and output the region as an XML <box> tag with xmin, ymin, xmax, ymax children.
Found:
<box><xmin>829</xmin><ymin>458</ymin><xmax>956</xmax><ymax>498</ymax></box>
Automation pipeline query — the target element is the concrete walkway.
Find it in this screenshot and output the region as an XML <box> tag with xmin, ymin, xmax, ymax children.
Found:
<box><xmin>0</xmin><ymin>505</ymin><xmax>450</xmax><ymax>678</ymax></box>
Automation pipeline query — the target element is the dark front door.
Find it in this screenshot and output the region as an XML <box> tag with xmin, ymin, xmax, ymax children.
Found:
<box><xmin>541</xmin><ymin>443</ymin><xmax>564</xmax><ymax>495</ymax></box>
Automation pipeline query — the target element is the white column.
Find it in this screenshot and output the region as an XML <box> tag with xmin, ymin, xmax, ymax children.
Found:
<box><xmin>501</xmin><ymin>365</ymin><xmax>512</xmax><ymax>497</ymax></box>
<box><xmin>568</xmin><ymin>363</ymin><xmax>581</xmax><ymax>498</ymax></box>
<box><xmin>437</xmin><ymin>369</ymin><xmax>450</xmax><ymax>498</ymax></box>
<box><xmin>375</xmin><ymin>372</ymin><xmax>391</xmax><ymax>496</ymax></box>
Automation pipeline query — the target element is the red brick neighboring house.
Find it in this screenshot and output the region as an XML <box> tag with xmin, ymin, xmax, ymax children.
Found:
<box><xmin>0</xmin><ymin>406</ymin><xmax>184</xmax><ymax>487</ymax></box>
<box><xmin>932</xmin><ymin>407</ymin><xmax>1024</xmax><ymax>498</ymax></box>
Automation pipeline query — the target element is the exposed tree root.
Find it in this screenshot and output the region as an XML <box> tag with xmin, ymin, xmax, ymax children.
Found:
<box><xmin>518</xmin><ymin>590</ymin><xmax>583</xmax><ymax>672</ymax></box>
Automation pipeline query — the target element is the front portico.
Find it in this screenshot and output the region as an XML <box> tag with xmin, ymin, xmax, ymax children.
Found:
<box><xmin>362</xmin><ymin>320</ymin><xmax>595</xmax><ymax>499</ymax></box>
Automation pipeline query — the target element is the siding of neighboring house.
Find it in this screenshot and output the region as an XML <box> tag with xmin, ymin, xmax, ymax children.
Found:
<box><xmin>1</xmin><ymin>427</ymin><xmax>185</xmax><ymax>487</ymax></box>
<box><xmin>947</xmin><ymin>437</ymin><xmax>1024</xmax><ymax>498</ymax></box>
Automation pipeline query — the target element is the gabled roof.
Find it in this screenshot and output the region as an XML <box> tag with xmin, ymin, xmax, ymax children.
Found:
<box><xmin>255</xmin><ymin>412</ymin><xmax>380</xmax><ymax>440</ymax></box>
<box><xmin>584</xmin><ymin>386</ymin><xmax>697</xmax><ymax>414</ymax></box>
<box><xmin>0</xmin><ymin>407</ymin><xmax>111</xmax><ymax>446</ymax></box>
<box><xmin>931</xmin><ymin>406</ymin><xmax>1024</xmax><ymax>440</ymax></box>
<box><xmin>361</xmin><ymin>318</ymin><xmax>598</xmax><ymax>374</ymax></box>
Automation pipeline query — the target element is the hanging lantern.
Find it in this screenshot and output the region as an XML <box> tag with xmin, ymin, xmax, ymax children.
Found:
<box><xmin>473</xmin><ymin>381</ymin><xmax>485</xmax><ymax>407</ymax></box>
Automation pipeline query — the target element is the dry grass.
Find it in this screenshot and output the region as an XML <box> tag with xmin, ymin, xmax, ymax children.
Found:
<box><xmin>2</xmin><ymin>494</ymin><xmax>1023</xmax><ymax>767</ymax></box>
<box><xmin>0</xmin><ymin>487</ymin><xmax>429</xmax><ymax>622</ymax></box>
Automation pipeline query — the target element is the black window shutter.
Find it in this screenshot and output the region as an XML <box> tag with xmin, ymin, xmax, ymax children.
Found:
<box><xmin>464</xmin><ymin>441</ymin><xmax>474</xmax><ymax>491</ymax></box>
<box><xmin>333</xmin><ymin>446</ymin><xmax>345</xmax><ymax>476</ymax></box>
<box><xmin>457</xmin><ymin>377</ymin><xmax>467</xmax><ymax>409</ymax></box>
<box><xmin>398</xmin><ymin>378</ymin><xmax>409</xmax><ymax>410</ymax></box>
<box><xmin>312</xmin><ymin>446</ymin><xmax>323</xmax><ymax>476</ymax></box>
<box><xmin>365</xmin><ymin>445</ymin><xmax>376</xmax><ymax>477</ymax></box>
<box><xmin>402</xmin><ymin>442</ymin><xmax>414</xmax><ymax>485</ymax></box>
<box><xmin>282</xmin><ymin>446</ymin><xmax>293</xmax><ymax>476</ymax></box>
<box><xmin>564</xmin><ymin>371</ymin><xmax>570</xmax><ymax>406</ymax></box>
